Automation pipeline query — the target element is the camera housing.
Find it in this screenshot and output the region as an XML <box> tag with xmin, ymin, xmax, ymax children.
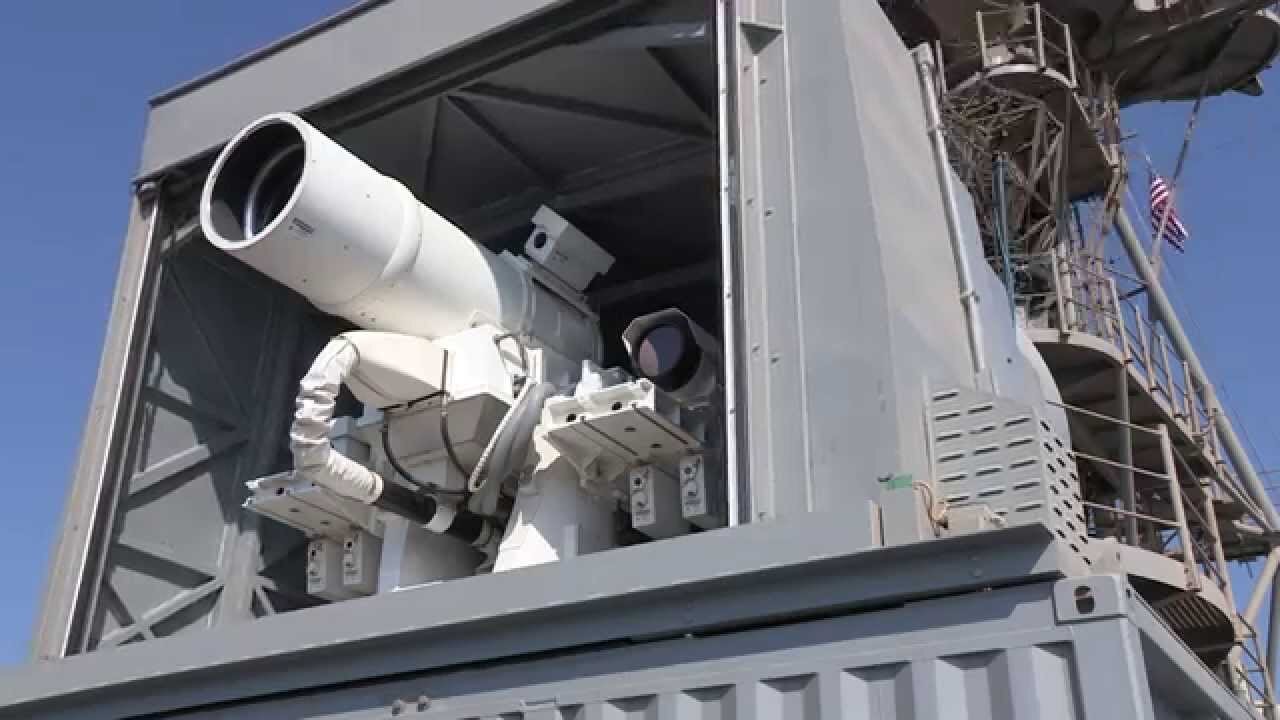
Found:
<box><xmin>622</xmin><ymin>308</ymin><xmax>720</xmax><ymax>406</ymax></box>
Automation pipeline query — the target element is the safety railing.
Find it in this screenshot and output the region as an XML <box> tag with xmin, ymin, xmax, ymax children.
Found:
<box><xmin>1047</xmin><ymin>399</ymin><xmax>1236</xmax><ymax>601</ymax></box>
<box><xmin>976</xmin><ymin>4</ymin><xmax>1077</xmax><ymax>88</ymax></box>
<box><xmin>1236</xmin><ymin>614</ymin><xmax>1278</xmax><ymax>712</ymax></box>
<box><xmin>1045</xmin><ymin>392</ymin><xmax>1280</xmax><ymax>709</ymax></box>
<box><xmin>1016</xmin><ymin>248</ymin><xmax>1224</xmax><ymax>469</ymax></box>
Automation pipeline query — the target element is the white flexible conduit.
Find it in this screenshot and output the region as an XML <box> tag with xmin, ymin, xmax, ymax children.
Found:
<box><xmin>467</xmin><ymin>381</ymin><xmax>555</xmax><ymax>516</ymax></box>
<box><xmin>290</xmin><ymin>337</ymin><xmax>384</xmax><ymax>504</ymax></box>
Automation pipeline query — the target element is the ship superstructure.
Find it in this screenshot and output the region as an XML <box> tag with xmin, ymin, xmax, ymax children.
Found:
<box><xmin>4</xmin><ymin>2</ymin><xmax>1280</xmax><ymax>718</ymax></box>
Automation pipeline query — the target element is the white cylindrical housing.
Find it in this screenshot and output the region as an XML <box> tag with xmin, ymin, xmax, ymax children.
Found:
<box><xmin>200</xmin><ymin>112</ymin><xmax>598</xmax><ymax>360</ymax></box>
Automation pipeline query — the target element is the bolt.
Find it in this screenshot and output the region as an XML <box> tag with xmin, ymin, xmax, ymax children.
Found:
<box><xmin>417</xmin><ymin>695</ymin><xmax>431</xmax><ymax>711</ymax></box>
<box><xmin>391</xmin><ymin>699</ymin><xmax>406</xmax><ymax>716</ymax></box>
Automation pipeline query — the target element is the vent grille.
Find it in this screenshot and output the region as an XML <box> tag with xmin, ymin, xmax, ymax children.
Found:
<box><xmin>928</xmin><ymin>386</ymin><xmax>1089</xmax><ymax>563</ymax></box>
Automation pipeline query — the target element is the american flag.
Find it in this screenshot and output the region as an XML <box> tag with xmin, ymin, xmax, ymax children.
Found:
<box><xmin>1149</xmin><ymin>172</ymin><xmax>1188</xmax><ymax>253</ymax></box>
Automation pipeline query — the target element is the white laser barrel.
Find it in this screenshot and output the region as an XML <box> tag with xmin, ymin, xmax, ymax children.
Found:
<box><xmin>200</xmin><ymin>112</ymin><xmax>598</xmax><ymax>360</ymax></box>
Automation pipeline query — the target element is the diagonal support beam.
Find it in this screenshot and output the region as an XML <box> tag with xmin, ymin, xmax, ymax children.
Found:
<box><xmin>456</xmin><ymin>83</ymin><xmax>712</xmax><ymax>142</ymax></box>
<box><xmin>142</xmin><ymin>384</ymin><xmax>243</xmax><ymax>434</ymax></box>
<box><xmin>96</xmin><ymin>579</ymin><xmax>224</xmax><ymax>650</ymax></box>
<box><xmin>126</xmin><ymin>429</ymin><xmax>249</xmax><ymax>499</ymax></box>
<box><xmin>112</xmin><ymin>538</ymin><xmax>220</xmax><ymax>584</ymax></box>
<box><xmin>444</xmin><ymin>95</ymin><xmax>556</xmax><ymax>186</ymax></box>
<box><xmin>460</xmin><ymin>142</ymin><xmax>715</xmax><ymax>242</ymax></box>
<box><xmin>645</xmin><ymin>48</ymin><xmax>715</xmax><ymax>132</ymax></box>
<box><xmin>166</xmin><ymin>271</ymin><xmax>248</xmax><ymax>420</ymax></box>
<box><xmin>160</xmin><ymin>216</ymin><xmax>203</xmax><ymax>259</ymax></box>
<box><xmin>574</xmin><ymin>22</ymin><xmax>711</xmax><ymax>50</ymax></box>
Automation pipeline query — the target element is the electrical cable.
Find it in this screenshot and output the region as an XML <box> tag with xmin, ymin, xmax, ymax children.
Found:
<box><xmin>912</xmin><ymin>481</ymin><xmax>947</xmax><ymax>537</ymax></box>
<box><xmin>439</xmin><ymin>389</ymin><xmax>471</xmax><ymax>482</ymax></box>
<box><xmin>493</xmin><ymin>332</ymin><xmax>530</xmax><ymax>391</ymax></box>
<box><xmin>378</xmin><ymin>348</ymin><xmax>469</xmax><ymax>497</ymax></box>
<box><xmin>1144</xmin><ymin>21</ymin><xmax>1235</xmax><ymax>277</ymax></box>
<box><xmin>380</xmin><ymin>417</ymin><xmax>464</xmax><ymax>498</ymax></box>
<box><xmin>376</xmin><ymin>336</ymin><xmax>537</xmax><ymax>502</ymax></box>
<box><xmin>432</xmin><ymin>346</ymin><xmax>472</xmax><ymax>482</ymax></box>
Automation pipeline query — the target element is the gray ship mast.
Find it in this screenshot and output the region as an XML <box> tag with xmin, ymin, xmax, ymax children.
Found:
<box><xmin>895</xmin><ymin>0</ymin><xmax>1280</xmax><ymax>704</ymax></box>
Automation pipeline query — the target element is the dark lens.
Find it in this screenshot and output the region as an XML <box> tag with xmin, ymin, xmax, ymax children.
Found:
<box><xmin>636</xmin><ymin>324</ymin><xmax>687</xmax><ymax>379</ymax></box>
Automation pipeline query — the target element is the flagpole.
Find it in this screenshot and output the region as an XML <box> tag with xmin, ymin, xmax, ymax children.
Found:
<box><xmin>1149</xmin><ymin>85</ymin><xmax>1208</xmax><ymax>279</ymax></box>
<box><xmin>1147</xmin><ymin>155</ymin><xmax>1175</xmax><ymax>279</ymax></box>
<box><xmin>1149</xmin><ymin>183</ymin><xmax>1174</xmax><ymax>279</ymax></box>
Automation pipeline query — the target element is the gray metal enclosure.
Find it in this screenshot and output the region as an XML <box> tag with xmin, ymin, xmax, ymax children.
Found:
<box><xmin>40</xmin><ymin>0</ymin><xmax>726</xmax><ymax>657</ymax></box>
<box><xmin>1</xmin><ymin>522</ymin><xmax>1259</xmax><ymax>718</ymax></box>
<box><xmin>7</xmin><ymin>0</ymin><xmax>1262</xmax><ymax>718</ymax></box>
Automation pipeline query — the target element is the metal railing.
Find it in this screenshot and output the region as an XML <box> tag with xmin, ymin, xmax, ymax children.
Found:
<box><xmin>1236</xmin><ymin>615</ymin><xmax>1279</xmax><ymax>713</ymax></box>
<box><xmin>1018</xmin><ymin>244</ymin><xmax>1280</xmax><ymax>706</ymax></box>
<box><xmin>1048</xmin><ymin>390</ymin><xmax>1280</xmax><ymax>708</ymax></box>
<box><xmin>1051</xmin><ymin>398</ymin><xmax>1214</xmax><ymax>587</ymax></box>
<box><xmin>976</xmin><ymin>4</ymin><xmax>1077</xmax><ymax>88</ymax></box>
<box><xmin>1017</xmin><ymin>248</ymin><xmax>1224</xmax><ymax>468</ymax></box>
<box><xmin>1024</xmin><ymin>248</ymin><xmax>1280</xmax><ymax>535</ymax></box>
<box><xmin>1045</xmin><ymin>401</ymin><xmax>1254</xmax><ymax>678</ymax></box>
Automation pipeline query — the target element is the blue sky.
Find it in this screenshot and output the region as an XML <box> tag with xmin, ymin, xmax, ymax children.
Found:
<box><xmin>1127</xmin><ymin>93</ymin><xmax>1280</xmax><ymax>473</ymax></box>
<box><xmin>0</xmin><ymin>0</ymin><xmax>1277</xmax><ymax>669</ymax></box>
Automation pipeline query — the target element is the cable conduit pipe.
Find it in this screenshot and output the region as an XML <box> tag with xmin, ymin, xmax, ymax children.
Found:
<box><xmin>914</xmin><ymin>46</ymin><xmax>988</xmax><ymax>384</ymax></box>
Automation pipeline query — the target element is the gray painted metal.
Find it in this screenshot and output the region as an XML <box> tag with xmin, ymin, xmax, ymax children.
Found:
<box><xmin>729</xmin><ymin>0</ymin><xmax>980</xmax><ymax>520</ymax></box>
<box><xmin>137</xmin><ymin>0</ymin><xmax>641</xmax><ymax>179</ymax></box>
<box><xmin>57</xmin><ymin>233</ymin><xmax>316</xmax><ymax>656</ymax></box>
<box><xmin>0</xmin><ymin>522</ymin><xmax>1075</xmax><ymax>717</ymax></box>
<box><xmin>926</xmin><ymin>384</ymin><xmax>1089</xmax><ymax>562</ymax></box>
<box><xmin>32</xmin><ymin>193</ymin><xmax>162</xmax><ymax>661</ymax></box>
<box><xmin>43</xmin><ymin>0</ymin><xmax>724</xmax><ymax>660</ymax></box>
<box><xmin>32</xmin><ymin>182</ymin><xmax>329</xmax><ymax>659</ymax></box>
<box><xmin>53</xmin><ymin>0</ymin><xmax>1034</xmax><ymax>658</ymax></box>
<box><xmin>0</xmin><ymin>545</ymin><xmax>1252</xmax><ymax>719</ymax></box>
<box><xmin>20</xmin><ymin>1</ymin><xmax>1273</xmax><ymax>718</ymax></box>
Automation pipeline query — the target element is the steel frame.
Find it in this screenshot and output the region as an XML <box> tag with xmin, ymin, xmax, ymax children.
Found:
<box><xmin>943</xmin><ymin>80</ymin><xmax>1066</xmax><ymax>258</ymax></box>
<box><xmin>3</xmin><ymin>525</ymin><xmax>1264</xmax><ymax>719</ymax></box>
<box><xmin>5</xmin><ymin>521</ymin><xmax>1079</xmax><ymax>717</ymax></box>
<box><xmin>36</xmin><ymin>0</ymin><xmax>725</xmax><ymax>662</ymax></box>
